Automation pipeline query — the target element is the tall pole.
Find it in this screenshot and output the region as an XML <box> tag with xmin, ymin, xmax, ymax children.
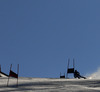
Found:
<box><xmin>66</xmin><ymin>58</ymin><xmax>70</xmax><ymax>79</ymax></box>
<box><xmin>73</xmin><ymin>58</ymin><xmax>75</xmax><ymax>70</ymax></box>
<box><xmin>60</xmin><ymin>72</ymin><xmax>61</xmax><ymax>78</ymax></box>
<box><xmin>17</xmin><ymin>64</ymin><xmax>19</xmax><ymax>86</ymax></box>
<box><xmin>7</xmin><ymin>64</ymin><xmax>12</xmax><ymax>87</ymax></box>
<box><xmin>0</xmin><ymin>65</ymin><xmax>1</xmax><ymax>77</ymax></box>
<box><xmin>73</xmin><ymin>58</ymin><xmax>75</xmax><ymax>77</ymax></box>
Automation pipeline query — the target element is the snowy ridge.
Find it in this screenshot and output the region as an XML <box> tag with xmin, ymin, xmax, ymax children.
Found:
<box><xmin>87</xmin><ymin>67</ymin><xmax>100</xmax><ymax>79</ymax></box>
<box><xmin>0</xmin><ymin>77</ymin><xmax>100</xmax><ymax>92</ymax></box>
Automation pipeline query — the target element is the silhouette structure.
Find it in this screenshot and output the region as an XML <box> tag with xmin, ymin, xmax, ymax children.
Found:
<box><xmin>74</xmin><ymin>70</ymin><xmax>86</xmax><ymax>79</ymax></box>
<box><xmin>7</xmin><ymin>64</ymin><xmax>19</xmax><ymax>86</ymax></box>
<box><xmin>66</xmin><ymin>58</ymin><xmax>86</xmax><ymax>79</ymax></box>
<box><xmin>60</xmin><ymin>73</ymin><xmax>65</xmax><ymax>78</ymax></box>
<box><xmin>0</xmin><ymin>65</ymin><xmax>8</xmax><ymax>77</ymax></box>
<box><xmin>66</xmin><ymin>59</ymin><xmax>75</xmax><ymax>78</ymax></box>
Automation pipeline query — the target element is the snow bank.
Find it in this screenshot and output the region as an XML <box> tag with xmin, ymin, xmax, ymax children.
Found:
<box><xmin>87</xmin><ymin>68</ymin><xmax>100</xmax><ymax>79</ymax></box>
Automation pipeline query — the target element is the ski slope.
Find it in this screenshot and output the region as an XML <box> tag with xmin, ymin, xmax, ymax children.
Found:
<box><xmin>0</xmin><ymin>77</ymin><xmax>100</xmax><ymax>92</ymax></box>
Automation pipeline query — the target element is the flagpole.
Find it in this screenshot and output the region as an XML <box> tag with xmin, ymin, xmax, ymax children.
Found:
<box><xmin>17</xmin><ymin>64</ymin><xmax>19</xmax><ymax>86</ymax></box>
<box><xmin>0</xmin><ymin>65</ymin><xmax>1</xmax><ymax>77</ymax></box>
<box><xmin>7</xmin><ymin>64</ymin><xmax>12</xmax><ymax>87</ymax></box>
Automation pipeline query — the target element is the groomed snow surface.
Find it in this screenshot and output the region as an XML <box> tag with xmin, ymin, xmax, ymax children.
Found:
<box><xmin>0</xmin><ymin>77</ymin><xmax>100</xmax><ymax>92</ymax></box>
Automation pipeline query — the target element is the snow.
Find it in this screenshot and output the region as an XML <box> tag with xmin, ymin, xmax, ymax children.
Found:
<box><xmin>0</xmin><ymin>77</ymin><xmax>100</xmax><ymax>92</ymax></box>
<box><xmin>87</xmin><ymin>68</ymin><xmax>100</xmax><ymax>79</ymax></box>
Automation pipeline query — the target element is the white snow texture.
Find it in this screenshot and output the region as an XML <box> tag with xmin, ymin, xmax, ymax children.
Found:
<box><xmin>0</xmin><ymin>69</ymin><xmax>100</xmax><ymax>92</ymax></box>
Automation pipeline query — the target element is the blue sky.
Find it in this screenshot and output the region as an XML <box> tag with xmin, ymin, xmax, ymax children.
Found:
<box><xmin>0</xmin><ymin>0</ymin><xmax>100</xmax><ymax>78</ymax></box>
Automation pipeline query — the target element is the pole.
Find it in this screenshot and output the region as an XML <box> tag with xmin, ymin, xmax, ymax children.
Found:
<box><xmin>66</xmin><ymin>58</ymin><xmax>70</xmax><ymax>79</ymax></box>
<box><xmin>73</xmin><ymin>58</ymin><xmax>75</xmax><ymax>70</ymax></box>
<box><xmin>0</xmin><ymin>65</ymin><xmax>1</xmax><ymax>77</ymax></box>
<box><xmin>73</xmin><ymin>58</ymin><xmax>75</xmax><ymax>77</ymax></box>
<box><xmin>17</xmin><ymin>64</ymin><xmax>19</xmax><ymax>86</ymax></box>
<box><xmin>7</xmin><ymin>64</ymin><xmax>12</xmax><ymax>87</ymax></box>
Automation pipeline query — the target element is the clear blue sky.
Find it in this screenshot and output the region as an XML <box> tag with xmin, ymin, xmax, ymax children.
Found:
<box><xmin>0</xmin><ymin>0</ymin><xmax>100</xmax><ymax>78</ymax></box>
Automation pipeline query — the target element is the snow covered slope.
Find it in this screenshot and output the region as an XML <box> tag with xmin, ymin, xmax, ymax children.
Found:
<box><xmin>0</xmin><ymin>77</ymin><xmax>100</xmax><ymax>92</ymax></box>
